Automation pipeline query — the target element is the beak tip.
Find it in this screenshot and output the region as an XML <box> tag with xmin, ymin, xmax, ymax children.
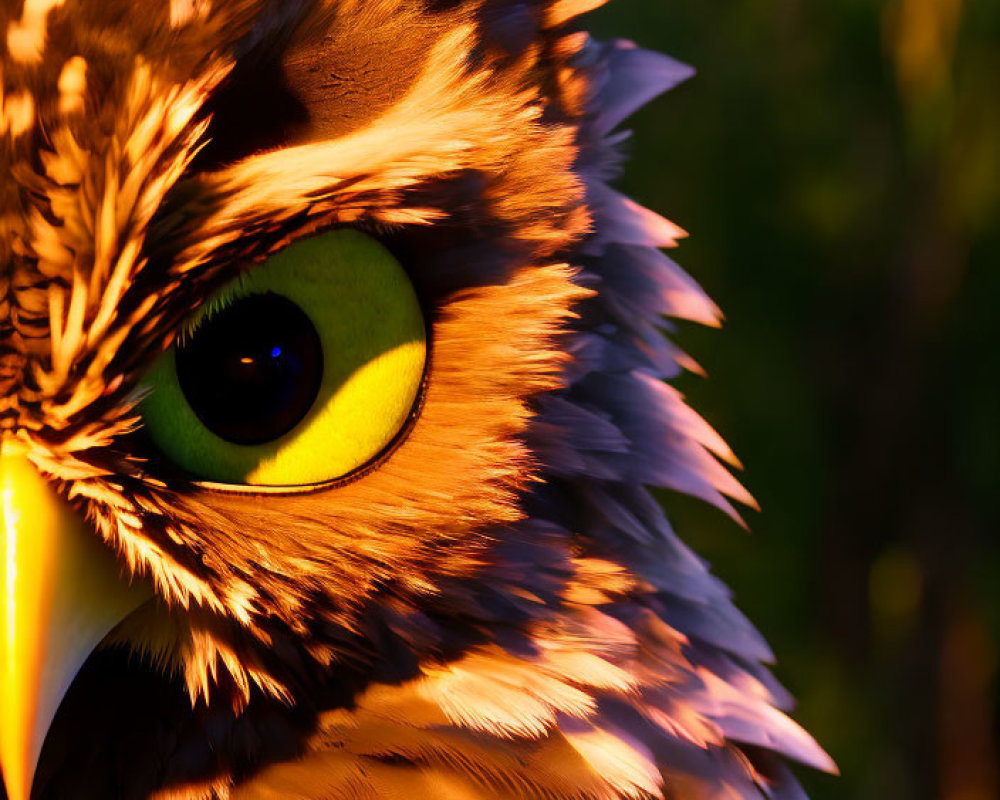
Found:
<box><xmin>0</xmin><ymin>753</ymin><xmax>34</xmax><ymax>800</ymax></box>
<box><xmin>0</xmin><ymin>450</ymin><xmax>154</xmax><ymax>800</ymax></box>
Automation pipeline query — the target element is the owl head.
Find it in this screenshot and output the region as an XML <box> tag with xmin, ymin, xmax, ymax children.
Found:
<box><xmin>0</xmin><ymin>1</ymin><xmax>832</xmax><ymax>798</ymax></box>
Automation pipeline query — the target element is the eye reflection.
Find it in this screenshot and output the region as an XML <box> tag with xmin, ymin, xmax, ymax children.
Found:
<box><xmin>175</xmin><ymin>292</ymin><xmax>324</xmax><ymax>445</ymax></box>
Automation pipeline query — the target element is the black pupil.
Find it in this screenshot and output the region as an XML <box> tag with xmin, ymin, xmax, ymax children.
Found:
<box><xmin>175</xmin><ymin>292</ymin><xmax>324</xmax><ymax>445</ymax></box>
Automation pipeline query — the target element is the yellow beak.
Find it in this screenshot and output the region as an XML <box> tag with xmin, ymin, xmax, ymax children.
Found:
<box><xmin>0</xmin><ymin>444</ymin><xmax>151</xmax><ymax>800</ymax></box>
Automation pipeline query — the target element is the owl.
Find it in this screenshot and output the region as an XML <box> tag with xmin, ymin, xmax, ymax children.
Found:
<box><xmin>0</xmin><ymin>1</ymin><xmax>834</xmax><ymax>799</ymax></box>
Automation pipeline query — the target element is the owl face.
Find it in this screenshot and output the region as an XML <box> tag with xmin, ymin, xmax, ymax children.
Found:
<box><xmin>1</xmin><ymin>0</ymin><xmax>596</xmax><ymax>794</ymax></box>
<box><xmin>0</xmin><ymin>2</ymin><xmax>830</xmax><ymax>799</ymax></box>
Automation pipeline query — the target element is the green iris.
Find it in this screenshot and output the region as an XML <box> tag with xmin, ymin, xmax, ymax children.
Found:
<box><xmin>140</xmin><ymin>230</ymin><xmax>426</xmax><ymax>486</ymax></box>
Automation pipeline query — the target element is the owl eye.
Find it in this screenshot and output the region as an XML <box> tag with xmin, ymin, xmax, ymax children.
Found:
<box><xmin>139</xmin><ymin>230</ymin><xmax>427</xmax><ymax>487</ymax></box>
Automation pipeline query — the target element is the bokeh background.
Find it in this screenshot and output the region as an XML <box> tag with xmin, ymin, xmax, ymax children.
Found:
<box><xmin>588</xmin><ymin>1</ymin><xmax>1000</xmax><ymax>798</ymax></box>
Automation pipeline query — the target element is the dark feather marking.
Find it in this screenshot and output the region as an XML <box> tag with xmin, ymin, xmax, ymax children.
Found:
<box><xmin>32</xmin><ymin>648</ymin><xmax>316</xmax><ymax>800</ymax></box>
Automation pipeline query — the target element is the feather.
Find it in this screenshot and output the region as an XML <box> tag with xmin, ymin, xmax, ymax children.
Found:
<box><xmin>0</xmin><ymin>0</ymin><xmax>832</xmax><ymax>797</ymax></box>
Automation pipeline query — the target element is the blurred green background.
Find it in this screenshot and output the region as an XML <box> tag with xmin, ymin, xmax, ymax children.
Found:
<box><xmin>588</xmin><ymin>1</ymin><xmax>1000</xmax><ymax>798</ymax></box>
